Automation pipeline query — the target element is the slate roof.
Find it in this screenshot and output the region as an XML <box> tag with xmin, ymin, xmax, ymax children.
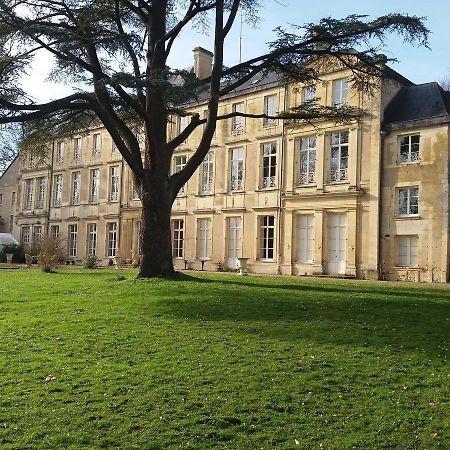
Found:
<box><xmin>383</xmin><ymin>82</ymin><xmax>450</xmax><ymax>129</ymax></box>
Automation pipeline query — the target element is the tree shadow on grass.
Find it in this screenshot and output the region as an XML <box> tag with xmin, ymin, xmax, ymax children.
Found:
<box><xmin>153</xmin><ymin>279</ymin><xmax>450</xmax><ymax>359</ymax></box>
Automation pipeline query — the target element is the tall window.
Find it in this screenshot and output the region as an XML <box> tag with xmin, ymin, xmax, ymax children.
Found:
<box><xmin>107</xmin><ymin>222</ymin><xmax>117</xmax><ymax>257</ymax></box>
<box><xmin>68</xmin><ymin>224</ymin><xmax>77</xmax><ymax>257</ymax></box>
<box><xmin>298</xmin><ymin>136</ymin><xmax>316</xmax><ymax>185</ymax></box>
<box><xmin>109</xmin><ymin>166</ymin><xmax>120</xmax><ymax>202</ymax></box>
<box><xmin>261</xmin><ymin>143</ymin><xmax>277</xmax><ymax>189</ymax></box>
<box><xmin>55</xmin><ymin>141</ymin><xmax>64</xmax><ymax>164</ymax></box>
<box><xmin>33</xmin><ymin>225</ymin><xmax>42</xmax><ymax>243</ymax></box>
<box><xmin>173</xmin><ymin>155</ymin><xmax>187</xmax><ymax>196</ymax></box>
<box><xmin>179</xmin><ymin>116</ymin><xmax>189</xmax><ymax>134</ymax></box>
<box><xmin>74</xmin><ymin>138</ymin><xmax>82</xmax><ymax>161</ymax></box>
<box><xmin>231</xmin><ymin>102</ymin><xmax>245</xmax><ymax>134</ymax></box>
<box><xmin>330</xmin><ymin>131</ymin><xmax>349</xmax><ymax>182</ymax></box>
<box><xmin>22</xmin><ymin>226</ymin><xmax>30</xmax><ymax>245</ymax></box>
<box><xmin>50</xmin><ymin>225</ymin><xmax>60</xmax><ymax>239</ymax></box>
<box><xmin>399</xmin><ymin>135</ymin><xmax>420</xmax><ymax>163</ymax></box>
<box><xmin>263</xmin><ymin>95</ymin><xmax>277</xmax><ymax>127</ymax></box>
<box><xmin>260</xmin><ymin>216</ymin><xmax>275</xmax><ymax>260</ymax></box>
<box><xmin>296</xmin><ymin>215</ymin><xmax>314</xmax><ymax>262</ymax></box>
<box><xmin>0</xmin><ymin>194</ymin><xmax>2</xmax><ymax>205</ymax></box>
<box><xmin>36</xmin><ymin>177</ymin><xmax>45</xmax><ymax>209</ymax></box>
<box><xmin>24</xmin><ymin>179</ymin><xmax>33</xmax><ymax>210</ymax></box>
<box><xmin>28</xmin><ymin>153</ymin><xmax>35</xmax><ymax>169</ymax></box>
<box><xmin>172</xmin><ymin>219</ymin><xmax>184</xmax><ymax>258</ymax></box>
<box><xmin>198</xmin><ymin>218</ymin><xmax>211</xmax><ymax>259</ymax></box>
<box><xmin>9</xmin><ymin>215</ymin><xmax>14</xmax><ymax>233</ymax></box>
<box><xmin>398</xmin><ymin>187</ymin><xmax>419</xmax><ymax>216</ymax></box>
<box><xmin>131</xmin><ymin>179</ymin><xmax>141</xmax><ymax>200</ymax></box>
<box><xmin>53</xmin><ymin>174</ymin><xmax>63</xmax><ymax>207</ymax></box>
<box><xmin>92</xmin><ymin>133</ymin><xmax>101</xmax><ymax>157</ymax></box>
<box><xmin>87</xmin><ymin>223</ymin><xmax>97</xmax><ymax>255</ymax></box>
<box><xmin>71</xmin><ymin>172</ymin><xmax>81</xmax><ymax>205</ymax></box>
<box><xmin>302</xmin><ymin>85</ymin><xmax>316</xmax><ymax>103</ymax></box>
<box><xmin>332</xmin><ymin>78</ymin><xmax>349</xmax><ymax>106</ymax></box>
<box><xmin>230</xmin><ymin>147</ymin><xmax>244</xmax><ymax>192</ymax></box>
<box><xmin>200</xmin><ymin>153</ymin><xmax>214</xmax><ymax>195</ymax></box>
<box><xmin>397</xmin><ymin>235</ymin><xmax>418</xmax><ymax>266</ymax></box>
<box><xmin>11</xmin><ymin>191</ymin><xmax>16</xmax><ymax>206</ymax></box>
<box><xmin>90</xmin><ymin>169</ymin><xmax>100</xmax><ymax>203</ymax></box>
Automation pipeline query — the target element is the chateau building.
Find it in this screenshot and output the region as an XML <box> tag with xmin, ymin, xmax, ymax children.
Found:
<box><xmin>2</xmin><ymin>50</ymin><xmax>450</xmax><ymax>282</ymax></box>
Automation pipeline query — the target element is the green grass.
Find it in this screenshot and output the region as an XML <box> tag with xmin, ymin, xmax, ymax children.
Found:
<box><xmin>0</xmin><ymin>269</ymin><xmax>449</xmax><ymax>449</ymax></box>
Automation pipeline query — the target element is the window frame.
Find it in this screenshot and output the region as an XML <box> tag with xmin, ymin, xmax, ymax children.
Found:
<box><xmin>332</xmin><ymin>78</ymin><xmax>349</xmax><ymax>106</ymax></box>
<box><xmin>24</xmin><ymin>179</ymin><xmax>34</xmax><ymax>210</ymax></box>
<box><xmin>36</xmin><ymin>177</ymin><xmax>46</xmax><ymax>209</ymax></box>
<box><xmin>172</xmin><ymin>219</ymin><xmax>184</xmax><ymax>259</ymax></box>
<box><xmin>90</xmin><ymin>168</ymin><xmax>100</xmax><ymax>204</ymax></box>
<box><xmin>259</xmin><ymin>215</ymin><xmax>275</xmax><ymax>261</ymax></box>
<box><xmin>71</xmin><ymin>172</ymin><xmax>81</xmax><ymax>205</ymax></box>
<box><xmin>261</xmin><ymin>142</ymin><xmax>277</xmax><ymax>189</ymax></box>
<box><xmin>263</xmin><ymin>94</ymin><xmax>277</xmax><ymax>127</ymax></box>
<box><xmin>231</xmin><ymin>102</ymin><xmax>245</xmax><ymax>134</ymax></box>
<box><xmin>302</xmin><ymin>85</ymin><xmax>317</xmax><ymax>103</ymax></box>
<box><xmin>53</xmin><ymin>174</ymin><xmax>63</xmax><ymax>207</ymax></box>
<box><xmin>296</xmin><ymin>214</ymin><xmax>315</xmax><ymax>263</ymax></box>
<box><xmin>397</xmin><ymin>235</ymin><xmax>418</xmax><ymax>267</ymax></box>
<box><xmin>399</xmin><ymin>135</ymin><xmax>420</xmax><ymax>164</ymax></box>
<box><xmin>329</xmin><ymin>131</ymin><xmax>349</xmax><ymax>183</ymax></box>
<box><xmin>230</xmin><ymin>147</ymin><xmax>244</xmax><ymax>192</ymax></box>
<box><xmin>68</xmin><ymin>224</ymin><xmax>78</xmax><ymax>257</ymax></box>
<box><xmin>397</xmin><ymin>187</ymin><xmax>419</xmax><ymax>216</ymax></box>
<box><xmin>200</xmin><ymin>153</ymin><xmax>214</xmax><ymax>195</ymax></box>
<box><xmin>297</xmin><ymin>136</ymin><xmax>316</xmax><ymax>186</ymax></box>
<box><xmin>109</xmin><ymin>165</ymin><xmax>120</xmax><ymax>202</ymax></box>
<box><xmin>106</xmin><ymin>222</ymin><xmax>117</xmax><ymax>258</ymax></box>
<box><xmin>197</xmin><ymin>218</ymin><xmax>211</xmax><ymax>259</ymax></box>
<box><xmin>87</xmin><ymin>223</ymin><xmax>97</xmax><ymax>255</ymax></box>
<box><xmin>173</xmin><ymin>154</ymin><xmax>187</xmax><ymax>196</ymax></box>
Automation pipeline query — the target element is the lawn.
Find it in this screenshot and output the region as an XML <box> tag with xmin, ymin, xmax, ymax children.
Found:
<box><xmin>0</xmin><ymin>269</ymin><xmax>448</xmax><ymax>449</ymax></box>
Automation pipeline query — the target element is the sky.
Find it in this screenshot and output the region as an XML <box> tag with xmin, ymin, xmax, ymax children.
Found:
<box><xmin>20</xmin><ymin>0</ymin><xmax>450</xmax><ymax>103</ymax></box>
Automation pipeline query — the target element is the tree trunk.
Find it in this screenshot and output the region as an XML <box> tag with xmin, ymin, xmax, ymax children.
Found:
<box><xmin>138</xmin><ymin>180</ymin><xmax>174</xmax><ymax>278</ymax></box>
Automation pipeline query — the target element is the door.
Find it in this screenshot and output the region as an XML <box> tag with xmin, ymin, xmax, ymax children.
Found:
<box><xmin>327</xmin><ymin>213</ymin><xmax>347</xmax><ymax>274</ymax></box>
<box><xmin>227</xmin><ymin>217</ymin><xmax>241</xmax><ymax>269</ymax></box>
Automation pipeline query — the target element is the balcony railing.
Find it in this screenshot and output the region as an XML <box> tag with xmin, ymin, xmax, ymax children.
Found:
<box><xmin>330</xmin><ymin>168</ymin><xmax>348</xmax><ymax>182</ymax></box>
<box><xmin>200</xmin><ymin>180</ymin><xmax>213</xmax><ymax>195</ymax></box>
<box><xmin>298</xmin><ymin>172</ymin><xmax>315</xmax><ymax>186</ymax></box>
<box><xmin>261</xmin><ymin>176</ymin><xmax>276</xmax><ymax>189</ymax></box>
<box><xmin>230</xmin><ymin>179</ymin><xmax>243</xmax><ymax>192</ymax></box>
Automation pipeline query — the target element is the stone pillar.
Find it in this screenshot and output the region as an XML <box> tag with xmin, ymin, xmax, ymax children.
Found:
<box><xmin>313</xmin><ymin>209</ymin><xmax>324</xmax><ymax>274</ymax></box>
<box><xmin>316</xmin><ymin>133</ymin><xmax>325</xmax><ymax>191</ymax></box>
<box><xmin>346</xmin><ymin>208</ymin><xmax>357</xmax><ymax>276</ymax></box>
<box><xmin>281</xmin><ymin>209</ymin><xmax>294</xmax><ymax>275</ymax></box>
<box><xmin>348</xmin><ymin>127</ymin><xmax>359</xmax><ymax>189</ymax></box>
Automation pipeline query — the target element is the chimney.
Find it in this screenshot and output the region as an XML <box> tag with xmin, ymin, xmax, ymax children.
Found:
<box><xmin>193</xmin><ymin>47</ymin><xmax>213</xmax><ymax>79</ymax></box>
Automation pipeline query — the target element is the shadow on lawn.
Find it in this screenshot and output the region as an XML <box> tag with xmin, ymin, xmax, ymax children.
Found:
<box><xmin>154</xmin><ymin>278</ymin><xmax>450</xmax><ymax>359</ymax></box>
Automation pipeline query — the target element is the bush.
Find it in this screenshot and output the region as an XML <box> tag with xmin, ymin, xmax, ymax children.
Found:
<box><xmin>0</xmin><ymin>243</ymin><xmax>25</xmax><ymax>263</ymax></box>
<box><xmin>82</xmin><ymin>254</ymin><xmax>98</xmax><ymax>269</ymax></box>
<box><xmin>36</xmin><ymin>235</ymin><xmax>67</xmax><ymax>272</ymax></box>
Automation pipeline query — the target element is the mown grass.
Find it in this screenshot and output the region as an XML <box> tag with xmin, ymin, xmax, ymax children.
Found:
<box><xmin>0</xmin><ymin>269</ymin><xmax>449</xmax><ymax>449</ymax></box>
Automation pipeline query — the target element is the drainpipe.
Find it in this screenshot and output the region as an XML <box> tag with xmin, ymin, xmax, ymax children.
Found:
<box><xmin>378</xmin><ymin>130</ymin><xmax>387</xmax><ymax>280</ymax></box>
<box><xmin>276</xmin><ymin>83</ymin><xmax>289</xmax><ymax>275</ymax></box>
<box><xmin>46</xmin><ymin>141</ymin><xmax>55</xmax><ymax>235</ymax></box>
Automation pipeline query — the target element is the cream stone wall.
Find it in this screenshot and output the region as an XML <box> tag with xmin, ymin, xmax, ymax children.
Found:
<box><xmin>0</xmin><ymin>157</ymin><xmax>19</xmax><ymax>235</ymax></box>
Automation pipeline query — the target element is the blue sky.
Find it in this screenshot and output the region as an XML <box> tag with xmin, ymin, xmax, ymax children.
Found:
<box><xmin>25</xmin><ymin>0</ymin><xmax>450</xmax><ymax>102</ymax></box>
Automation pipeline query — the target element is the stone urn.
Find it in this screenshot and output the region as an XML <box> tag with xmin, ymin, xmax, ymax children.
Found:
<box><xmin>6</xmin><ymin>253</ymin><xmax>13</xmax><ymax>263</ymax></box>
<box><xmin>237</xmin><ymin>257</ymin><xmax>250</xmax><ymax>276</ymax></box>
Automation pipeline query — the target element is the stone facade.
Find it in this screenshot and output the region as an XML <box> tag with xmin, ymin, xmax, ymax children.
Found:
<box><xmin>0</xmin><ymin>157</ymin><xmax>19</xmax><ymax>233</ymax></box>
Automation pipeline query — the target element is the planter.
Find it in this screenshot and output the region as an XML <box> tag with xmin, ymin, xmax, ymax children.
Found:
<box><xmin>238</xmin><ymin>257</ymin><xmax>250</xmax><ymax>276</ymax></box>
<box><xmin>5</xmin><ymin>253</ymin><xmax>13</xmax><ymax>263</ymax></box>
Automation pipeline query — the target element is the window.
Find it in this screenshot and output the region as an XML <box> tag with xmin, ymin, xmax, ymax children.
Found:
<box><xmin>50</xmin><ymin>225</ymin><xmax>59</xmax><ymax>239</ymax></box>
<box><xmin>87</xmin><ymin>223</ymin><xmax>97</xmax><ymax>255</ymax></box>
<box><xmin>68</xmin><ymin>224</ymin><xmax>77</xmax><ymax>257</ymax></box>
<box><xmin>112</xmin><ymin>140</ymin><xmax>119</xmax><ymax>154</ymax></box>
<box><xmin>21</xmin><ymin>226</ymin><xmax>30</xmax><ymax>245</ymax></box>
<box><xmin>172</xmin><ymin>219</ymin><xmax>184</xmax><ymax>258</ymax></box>
<box><xmin>33</xmin><ymin>225</ymin><xmax>42</xmax><ymax>243</ymax></box>
<box><xmin>263</xmin><ymin>95</ymin><xmax>277</xmax><ymax>127</ymax></box>
<box><xmin>131</xmin><ymin>179</ymin><xmax>141</xmax><ymax>200</ymax></box>
<box><xmin>298</xmin><ymin>136</ymin><xmax>316</xmax><ymax>185</ymax></box>
<box><xmin>24</xmin><ymin>179</ymin><xmax>34</xmax><ymax>210</ymax></box>
<box><xmin>173</xmin><ymin>155</ymin><xmax>187</xmax><ymax>196</ymax></box>
<box><xmin>9</xmin><ymin>215</ymin><xmax>14</xmax><ymax>233</ymax></box>
<box><xmin>109</xmin><ymin>166</ymin><xmax>120</xmax><ymax>202</ymax></box>
<box><xmin>107</xmin><ymin>222</ymin><xmax>117</xmax><ymax>257</ymax></box>
<box><xmin>332</xmin><ymin>78</ymin><xmax>349</xmax><ymax>106</ymax></box>
<box><xmin>198</xmin><ymin>218</ymin><xmax>211</xmax><ymax>259</ymax></box>
<box><xmin>296</xmin><ymin>215</ymin><xmax>314</xmax><ymax>262</ymax></box>
<box><xmin>303</xmin><ymin>85</ymin><xmax>316</xmax><ymax>103</ymax></box>
<box><xmin>90</xmin><ymin>169</ymin><xmax>100</xmax><ymax>203</ymax></box>
<box><xmin>55</xmin><ymin>141</ymin><xmax>64</xmax><ymax>164</ymax></box>
<box><xmin>231</xmin><ymin>102</ymin><xmax>245</xmax><ymax>134</ymax></box>
<box><xmin>36</xmin><ymin>177</ymin><xmax>46</xmax><ymax>209</ymax></box>
<box><xmin>28</xmin><ymin>153</ymin><xmax>35</xmax><ymax>169</ymax></box>
<box><xmin>330</xmin><ymin>131</ymin><xmax>349</xmax><ymax>182</ymax></box>
<box><xmin>261</xmin><ymin>142</ymin><xmax>277</xmax><ymax>188</ymax></box>
<box><xmin>134</xmin><ymin>126</ymin><xmax>145</xmax><ymax>148</ymax></box>
<box><xmin>11</xmin><ymin>191</ymin><xmax>16</xmax><ymax>206</ymax></box>
<box><xmin>179</xmin><ymin>116</ymin><xmax>189</xmax><ymax>134</ymax></box>
<box><xmin>200</xmin><ymin>153</ymin><xmax>214</xmax><ymax>195</ymax></box>
<box><xmin>74</xmin><ymin>138</ymin><xmax>82</xmax><ymax>161</ymax></box>
<box><xmin>230</xmin><ymin>147</ymin><xmax>244</xmax><ymax>192</ymax></box>
<box><xmin>0</xmin><ymin>193</ymin><xmax>2</xmax><ymax>205</ymax></box>
<box><xmin>397</xmin><ymin>235</ymin><xmax>418</xmax><ymax>266</ymax></box>
<box><xmin>260</xmin><ymin>216</ymin><xmax>275</xmax><ymax>260</ymax></box>
<box><xmin>398</xmin><ymin>187</ymin><xmax>419</xmax><ymax>216</ymax></box>
<box><xmin>399</xmin><ymin>135</ymin><xmax>420</xmax><ymax>163</ymax></box>
<box><xmin>92</xmin><ymin>133</ymin><xmax>101</xmax><ymax>157</ymax></box>
<box><xmin>71</xmin><ymin>172</ymin><xmax>81</xmax><ymax>205</ymax></box>
<box><xmin>53</xmin><ymin>174</ymin><xmax>63</xmax><ymax>207</ymax></box>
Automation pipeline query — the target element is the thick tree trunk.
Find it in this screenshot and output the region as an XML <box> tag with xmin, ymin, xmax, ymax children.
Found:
<box><xmin>138</xmin><ymin>180</ymin><xmax>174</xmax><ymax>278</ymax></box>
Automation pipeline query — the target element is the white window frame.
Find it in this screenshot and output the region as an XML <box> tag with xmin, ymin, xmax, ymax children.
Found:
<box><xmin>330</xmin><ymin>131</ymin><xmax>349</xmax><ymax>182</ymax></box>
<box><xmin>173</xmin><ymin>155</ymin><xmax>187</xmax><ymax>196</ymax></box>
<box><xmin>33</xmin><ymin>225</ymin><xmax>42</xmax><ymax>243</ymax></box>
<box><xmin>263</xmin><ymin>94</ymin><xmax>277</xmax><ymax>127</ymax></box>
<box><xmin>230</xmin><ymin>147</ymin><xmax>244</xmax><ymax>192</ymax></box>
<box><xmin>109</xmin><ymin>166</ymin><xmax>120</xmax><ymax>202</ymax></box>
<box><xmin>36</xmin><ymin>177</ymin><xmax>46</xmax><ymax>209</ymax></box>
<box><xmin>107</xmin><ymin>222</ymin><xmax>117</xmax><ymax>257</ymax></box>
<box><xmin>397</xmin><ymin>235</ymin><xmax>418</xmax><ymax>267</ymax></box>
<box><xmin>55</xmin><ymin>141</ymin><xmax>64</xmax><ymax>164</ymax></box>
<box><xmin>397</xmin><ymin>187</ymin><xmax>419</xmax><ymax>216</ymax></box>
<box><xmin>302</xmin><ymin>85</ymin><xmax>317</xmax><ymax>103</ymax></box>
<box><xmin>261</xmin><ymin>142</ymin><xmax>277</xmax><ymax>189</ymax></box>
<box><xmin>298</xmin><ymin>136</ymin><xmax>316</xmax><ymax>185</ymax></box>
<box><xmin>197</xmin><ymin>218</ymin><xmax>211</xmax><ymax>259</ymax></box>
<box><xmin>90</xmin><ymin>168</ymin><xmax>100</xmax><ymax>203</ymax></box>
<box><xmin>399</xmin><ymin>135</ymin><xmax>420</xmax><ymax>164</ymax></box>
<box><xmin>92</xmin><ymin>133</ymin><xmax>101</xmax><ymax>157</ymax></box>
<box><xmin>68</xmin><ymin>224</ymin><xmax>78</xmax><ymax>257</ymax></box>
<box><xmin>260</xmin><ymin>215</ymin><xmax>275</xmax><ymax>261</ymax></box>
<box><xmin>50</xmin><ymin>225</ymin><xmax>60</xmax><ymax>239</ymax></box>
<box><xmin>74</xmin><ymin>137</ymin><xmax>82</xmax><ymax>161</ymax></box>
<box><xmin>200</xmin><ymin>153</ymin><xmax>214</xmax><ymax>195</ymax></box>
<box><xmin>179</xmin><ymin>116</ymin><xmax>189</xmax><ymax>134</ymax></box>
<box><xmin>332</xmin><ymin>78</ymin><xmax>349</xmax><ymax>106</ymax></box>
<box><xmin>87</xmin><ymin>223</ymin><xmax>97</xmax><ymax>255</ymax></box>
<box><xmin>172</xmin><ymin>219</ymin><xmax>184</xmax><ymax>258</ymax></box>
<box><xmin>296</xmin><ymin>215</ymin><xmax>314</xmax><ymax>263</ymax></box>
<box><xmin>71</xmin><ymin>172</ymin><xmax>81</xmax><ymax>205</ymax></box>
<box><xmin>22</xmin><ymin>226</ymin><xmax>30</xmax><ymax>245</ymax></box>
<box><xmin>231</xmin><ymin>102</ymin><xmax>245</xmax><ymax>134</ymax></box>
<box><xmin>24</xmin><ymin>179</ymin><xmax>34</xmax><ymax>210</ymax></box>
<box><xmin>53</xmin><ymin>174</ymin><xmax>63</xmax><ymax>207</ymax></box>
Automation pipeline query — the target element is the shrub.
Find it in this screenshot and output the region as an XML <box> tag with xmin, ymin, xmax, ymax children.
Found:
<box><xmin>36</xmin><ymin>235</ymin><xmax>67</xmax><ymax>272</ymax></box>
<box><xmin>82</xmin><ymin>254</ymin><xmax>98</xmax><ymax>269</ymax></box>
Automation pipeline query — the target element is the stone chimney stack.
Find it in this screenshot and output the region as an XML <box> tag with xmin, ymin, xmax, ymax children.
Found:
<box><xmin>193</xmin><ymin>47</ymin><xmax>213</xmax><ymax>80</ymax></box>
